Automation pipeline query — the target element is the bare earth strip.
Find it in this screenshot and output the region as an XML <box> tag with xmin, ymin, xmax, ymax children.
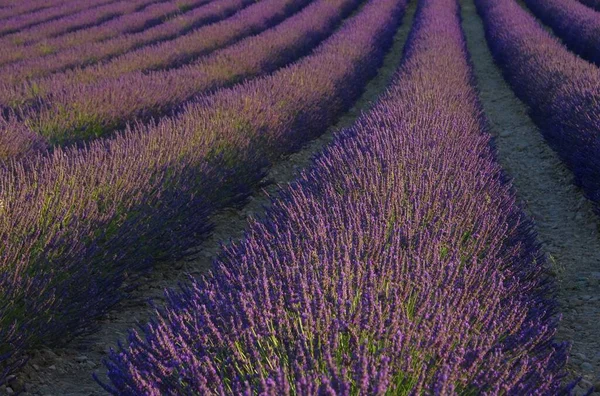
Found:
<box><xmin>8</xmin><ymin>2</ymin><xmax>418</xmax><ymax>395</ymax></box>
<box><xmin>460</xmin><ymin>0</ymin><xmax>600</xmax><ymax>393</ymax></box>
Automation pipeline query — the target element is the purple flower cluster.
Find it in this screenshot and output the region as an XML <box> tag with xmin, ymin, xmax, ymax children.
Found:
<box><xmin>0</xmin><ymin>115</ymin><xmax>47</xmax><ymax>160</ymax></box>
<box><xmin>99</xmin><ymin>0</ymin><xmax>567</xmax><ymax>393</ymax></box>
<box><xmin>0</xmin><ymin>0</ymin><xmax>405</xmax><ymax>383</ymax></box>
<box><xmin>0</xmin><ymin>0</ymin><xmax>252</xmax><ymax>87</ymax></box>
<box><xmin>476</xmin><ymin>0</ymin><xmax>600</xmax><ymax>210</ymax></box>
<box><xmin>0</xmin><ymin>0</ymin><xmax>212</xmax><ymax>67</ymax></box>
<box><xmin>9</xmin><ymin>0</ymin><xmax>361</xmax><ymax>146</ymax></box>
<box><xmin>524</xmin><ymin>0</ymin><xmax>600</xmax><ymax>66</ymax></box>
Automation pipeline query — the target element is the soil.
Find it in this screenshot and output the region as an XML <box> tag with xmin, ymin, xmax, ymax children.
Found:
<box><xmin>6</xmin><ymin>3</ymin><xmax>418</xmax><ymax>395</ymax></box>
<box><xmin>461</xmin><ymin>0</ymin><xmax>600</xmax><ymax>393</ymax></box>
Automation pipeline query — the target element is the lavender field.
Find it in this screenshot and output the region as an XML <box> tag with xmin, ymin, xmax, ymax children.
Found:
<box><xmin>0</xmin><ymin>0</ymin><xmax>599</xmax><ymax>394</ymax></box>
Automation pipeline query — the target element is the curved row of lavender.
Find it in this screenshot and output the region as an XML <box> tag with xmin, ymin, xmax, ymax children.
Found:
<box><xmin>0</xmin><ymin>0</ymin><xmax>249</xmax><ymax>87</ymax></box>
<box><xmin>0</xmin><ymin>0</ymin><xmax>82</xmax><ymax>21</ymax></box>
<box><xmin>476</xmin><ymin>0</ymin><xmax>600</xmax><ymax>211</ymax></box>
<box><xmin>524</xmin><ymin>0</ymin><xmax>600</xmax><ymax>66</ymax></box>
<box><xmin>0</xmin><ymin>0</ymin><xmax>293</xmax><ymax>158</ymax></box>
<box><xmin>14</xmin><ymin>0</ymin><xmax>363</xmax><ymax>147</ymax></box>
<box><xmin>100</xmin><ymin>0</ymin><xmax>567</xmax><ymax>393</ymax></box>
<box><xmin>0</xmin><ymin>0</ymin><xmax>313</xmax><ymax>154</ymax></box>
<box><xmin>0</xmin><ymin>0</ymin><xmax>165</xmax><ymax>49</ymax></box>
<box><xmin>0</xmin><ymin>0</ymin><xmax>117</xmax><ymax>35</ymax></box>
<box><xmin>0</xmin><ymin>0</ymin><xmax>68</xmax><ymax>20</ymax></box>
<box><xmin>0</xmin><ymin>0</ymin><xmax>282</xmax><ymax>95</ymax></box>
<box><xmin>0</xmin><ymin>0</ymin><xmax>405</xmax><ymax>383</ymax></box>
<box><xmin>0</xmin><ymin>0</ymin><xmax>211</xmax><ymax>67</ymax></box>
<box><xmin>578</xmin><ymin>0</ymin><xmax>600</xmax><ymax>11</ymax></box>
<box><xmin>0</xmin><ymin>0</ymin><xmax>126</xmax><ymax>40</ymax></box>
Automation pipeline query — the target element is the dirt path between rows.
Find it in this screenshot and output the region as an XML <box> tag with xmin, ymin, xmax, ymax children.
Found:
<box><xmin>6</xmin><ymin>3</ymin><xmax>418</xmax><ymax>395</ymax></box>
<box><xmin>461</xmin><ymin>0</ymin><xmax>600</xmax><ymax>393</ymax></box>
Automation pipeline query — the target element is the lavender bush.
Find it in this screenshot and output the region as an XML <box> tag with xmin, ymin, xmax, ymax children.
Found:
<box><xmin>100</xmin><ymin>0</ymin><xmax>567</xmax><ymax>393</ymax></box>
<box><xmin>476</xmin><ymin>0</ymin><xmax>600</xmax><ymax>211</ymax></box>
<box><xmin>0</xmin><ymin>115</ymin><xmax>47</xmax><ymax>160</ymax></box>
<box><xmin>0</xmin><ymin>0</ymin><xmax>77</xmax><ymax>21</ymax></box>
<box><xmin>14</xmin><ymin>0</ymin><xmax>360</xmax><ymax>146</ymax></box>
<box><xmin>524</xmin><ymin>0</ymin><xmax>600</xmax><ymax>66</ymax></box>
<box><xmin>0</xmin><ymin>0</ymin><xmax>405</xmax><ymax>382</ymax></box>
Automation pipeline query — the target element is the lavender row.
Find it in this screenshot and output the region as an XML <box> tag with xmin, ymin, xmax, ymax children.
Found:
<box><xmin>0</xmin><ymin>0</ymin><xmax>404</xmax><ymax>383</ymax></box>
<box><xmin>0</xmin><ymin>0</ymin><xmax>121</xmax><ymax>37</ymax></box>
<box><xmin>0</xmin><ymin>0</ymin><xmax>273</xmax><ymax>96</ymax></box>
<box><xmin>579</xmin><ymin>0</ymin><xmax>600</xmax><ymax>11</ymax></box>
<box><xmin>0</xmin><ymin>0</ymin><xmax>163</xmax><ymax>49</ymax></box>
<box><xmin>0</xmin><ymin>0</ymin><xmax>249</xmax><ymax>89</ymax></box>
<box><xmin>476</xmin><ymin>0</ymin><xmax>600</xmax><ymax>210</ymax></box>
<box><xmin>524</xmin><ymin>0</ymin><xmax>600</xmax><ymax>66</ymax></box>
<box><xmin>0</xmin><ymin>0</ymin><xmax>239</xmax><ymax>160</ymax></box>
<box><xmin>0</xmin><ymin>0</ymin><xmax>111</xmax><ymax>27</ymax></box>
<box><xmin>19</xmin><ymin>0</ymin><xmax>361</xmax><ymax>147</ymax></box>
<box><xmin>0</xmin><ymin>2</ymin><xmax>56</xmax><ymax>20</ymax></box>
<box><xmin>99</xmin><ymin>0</ymin><xmax>566</xmax><ymax>392</ymax></box>
<box><xmin>0</xmin><ymin>0</ymin><xmax>309</xmax><ymax>151</ymax></box>
<box><xmin>7</xmin><ymin>0</ymin><xmax>299</xmax><ymax>86</ymax></box>
<box><xmin>0</xmin><ymin>0</ymin><xmax>83</xmax><ymax>21</ymax></box>
<box><xmin>0</xmin><ymin>0</ymin><xmax>210</xmax><ymax>67</ymax></box>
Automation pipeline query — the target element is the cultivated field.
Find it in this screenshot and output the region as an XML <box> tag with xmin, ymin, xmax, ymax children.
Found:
<box><xmin>0</xmin><ymin>0</ymin><xmax>599</xmax><ymax>394</ymax></box>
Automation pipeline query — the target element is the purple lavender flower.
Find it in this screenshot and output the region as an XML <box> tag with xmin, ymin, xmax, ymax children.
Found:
<box><xmin>98</xmin><ymin>0</ymin><xmax>567</xmax><ymax>393</ymax></box>
<box><xmin>0</xmin><ymin>0</ymin><xmax>405</xmax><ymax>382</ymax></box>
<box><xmin>476</xmin><ymin>0</ymin><xmax>600</xmax><ymax>212</ymax></box>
